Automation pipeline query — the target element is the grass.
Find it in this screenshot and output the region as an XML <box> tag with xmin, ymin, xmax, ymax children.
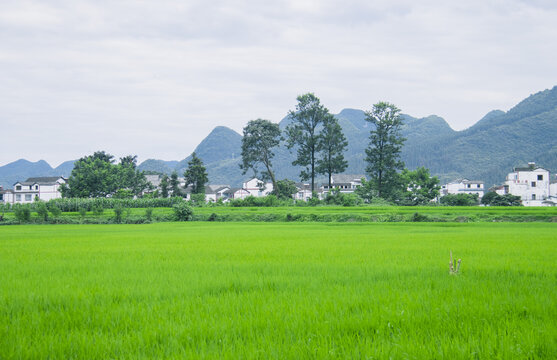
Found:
<box><xmin>1</xmin><ymin>222</ymin><xmax>556</xmax><ymax>358</ymax></box>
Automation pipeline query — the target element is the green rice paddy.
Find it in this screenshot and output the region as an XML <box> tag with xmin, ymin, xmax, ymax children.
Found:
<box><xmin>1</xmin><ymin>222</ymin><xmax>556</xmax><ymax>359</ymax></box>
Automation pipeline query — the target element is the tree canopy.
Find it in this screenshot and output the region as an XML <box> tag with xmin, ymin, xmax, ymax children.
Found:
<box><xmin>286</xmin><ymin>93</ymin><xmax>330</xmax><ymax>196</ymax></box>
<box><xmin>183</xmin><ymin>152</ymin><xmax>208</xmax><ymax>194</ymax></box>
<box><xmin>60</xmin><ymin>151</ymin><xmax>151</xmax><ymax>198</ymax></box>
<box><xmin>316</xmin><ymin>115</ymin><xmax>348</xmax><ymax>189</ymax></box>
<box><xmin>365</xmin><ymin>102</ymin><xmax>406</xmax><ymax>200</ymax></box>
<box><xmin>240</xmin><ymin>119</ymin><xmax>281</xmax><ymax>191</ymax></box>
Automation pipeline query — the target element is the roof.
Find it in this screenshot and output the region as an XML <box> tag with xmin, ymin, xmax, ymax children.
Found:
<box><xmin>145</xmin><ymin>175</ymin><xmax>161</xmax><ymax>187</ymax></box>
<box><xmin>331</xmin><ymin>174</ymin><xmax>366</xmax><ymax>184</ymax></box>
<box><xmin>463</xmin><ymin>180</ymin><xmax>484</xmax><ymax>184</ymax></box>
<box><xmin>18</xmin><ymin>176</ymin><xmax>65</xmax><ymax>185</ymax></box>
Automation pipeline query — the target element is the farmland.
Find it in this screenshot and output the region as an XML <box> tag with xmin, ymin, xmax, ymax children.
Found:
<box><xmin>1</xmin><ymin>222</ymin><xmax>556</xmax><ymax>359</ymax></box>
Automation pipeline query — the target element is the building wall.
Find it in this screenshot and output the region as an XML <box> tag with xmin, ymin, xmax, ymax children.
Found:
<box><xmin>505</xmin><ymin>169</ymin><xmax>550</xmax><ymax>205</ymax></box>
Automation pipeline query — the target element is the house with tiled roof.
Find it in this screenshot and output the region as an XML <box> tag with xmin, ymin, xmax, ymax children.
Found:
<box><xmin>440</xmin><ymin>179</ymin><xmax>485</xmax><ymax>199</ymax></box>
<box><xmin>321</xmin><ymin>174</ymin><xmax>366</xmax><ymax>198</ymax></box>
<box><xmin>10</xmin><ymin>176</ymin><xmax>66</xmax><ymax>203</ymax></box>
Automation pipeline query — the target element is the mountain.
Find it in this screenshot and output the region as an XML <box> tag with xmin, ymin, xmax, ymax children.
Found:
<box><xmin>139</xmin><ymin>86</ymin><xmax>555</xmax><ymax>187</ymax></box>
<box><xmin>0</xmin><ymin>159</ymin><xmax>74</xmax><ymax>188</ymax></box>
<box><xmin>3</xmin><ymin>86</ymin><xmax>556</xmax><ymax>189</ymax></box>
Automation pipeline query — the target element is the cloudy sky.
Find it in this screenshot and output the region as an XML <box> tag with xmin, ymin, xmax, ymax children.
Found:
<box><xmin>1</xmin><ymin>0</ymin><xmax>556</xmax><ymax>167</ymax></box>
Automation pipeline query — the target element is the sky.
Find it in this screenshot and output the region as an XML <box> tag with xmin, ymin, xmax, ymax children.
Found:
<box><xmin>1</xmin><ymin>0</ymin><xmax>556</xmax><ymax>167</ymax></box>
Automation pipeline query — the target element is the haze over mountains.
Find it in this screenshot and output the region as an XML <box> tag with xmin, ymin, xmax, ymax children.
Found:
<box><xmin>1</xmin><ymin>86</ymin><xmax>556</xmax><ymax>189</ymax></box>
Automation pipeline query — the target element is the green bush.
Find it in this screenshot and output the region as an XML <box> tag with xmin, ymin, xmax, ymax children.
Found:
<box><xmin>113</xmin><ymin>205</ymin><xmax>124</xmax><ymax>224</ymax></box>
<box><xmin>48</xmin><ymin>203</ymin><xmax>62</xmax><ymax>218</ymax></box>
<box><xmin>145</xmin><ymin>208</ymin><xmax>153</xmax><ymax>222</ymax></box>
<box><xmin>36</xmin><ymin>202</ymin><xmax>49</xmax><ymax>222</ymax></box>
<box><xmin>13</xmin><ymin>204</ymin><xmax>31</xmax><ymax>223</ymax></box>
<box><xmin>173</xmin><ymin>202</ymin><xmax>193</xmax><ymax>221</ymax></box>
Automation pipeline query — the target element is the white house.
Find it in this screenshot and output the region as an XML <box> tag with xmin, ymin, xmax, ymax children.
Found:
<box><xmin>294</xmin><ymin>183</ymin><xmax>313</xmax><ymax>201</ymax></box>
<box><xmin>321</xmin><ymin>174</ymin><xmax>365</xmax><ymax>198</ymax></box>
<box><xmin>440</xmin><ymin>179</ymin><xmax>485</xmax><ymax>199</ymax></box>
<box><xmin>0</xmin><ymin>187</ymin><xmax>14</xmax><ymax>204</ymax></box>
<box><xmin>241</xmin><ymin>178</ymin><xmax>274</xmax><ymax>197</ymax></box>
<box><xmin>10</xmin><ymin>176</ymin><xmax>66</xmax><ymax>204</ymax></box>
<box><xmin>501</xmin><ymin>162</ymin><xmax>552</xmax><ymax>206</ymax></box>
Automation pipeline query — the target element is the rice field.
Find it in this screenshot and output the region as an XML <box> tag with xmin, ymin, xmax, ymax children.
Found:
<box><xmin>1</xmin><ymin>222</ymin><xmax>556</xmax><ymax>359</ymax></box>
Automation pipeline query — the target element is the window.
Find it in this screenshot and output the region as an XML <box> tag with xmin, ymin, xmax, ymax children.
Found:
<box><xmin>532</xmin><ymin>194</ymin><xmax>536</xmax><ymax>200</ymax></box>
<box><xmin>25</xmin><ymin>194</ymin><xmax>32</xmax><ymax>201</ymax></box>
<box><xmin>467</xmin><ymin>184</ymin><xmax>471</xmax><ymax>188</ymax></box>
<box><xmin>0</xmin><ymin>194</ymin><xmax>3</xmax><ymax>201</ymax></box>
<box><xmin>16</xmin><ymin>194</ymin><xmax>21</xmax><ymax>201</ymax></box>
<box><xmin>538</xmin><ymin>175</ymin><xmax>543</xmax><ymax>180</ymax></box>
<box><xmin>531</xmin><ymin>182</ymin><xmax>536</xmax><ymax>187</ymax></box>
<box><xmin>29</xmin><ymin>185</ymin><xmax>32</xmax><ymax>190</ymax></box>
<box><xmin>477</xmin><ymin>184</ymin><xmax>481</xmax><ymax>188</ymax></box>
<box><xmin>35</xmin><ymin>185</ymin><xmax>39</xmax><ymax>190</ymax></box>
<box><xmin>16</xmin><ymin>185</ymin><xmax>21</xmax><ymax>191</ymax></box>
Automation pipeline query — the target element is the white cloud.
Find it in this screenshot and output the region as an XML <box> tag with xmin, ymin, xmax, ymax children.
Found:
<box><xmin>0</xmin><ymin>0</ymin><xmax>556</xmax><ymax>166</ymax></box>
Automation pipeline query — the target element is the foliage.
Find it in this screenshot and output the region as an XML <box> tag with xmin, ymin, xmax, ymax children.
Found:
<box><xmin>286</xmin><ymin>93</ymin><xmax>330</xmax><ymax>195</ymax></box>
<box><xmin>35</xmin><ymin>201</ymin><xmax>49</xmax><ymax>222</ymax></box>
<box><xmin>189</xmin><ymin>193</ymin><xmax>206</xmax><ymax>206</ymax></box>
<box><xmin>60</xmin><ymin>151</ymin><xmax>151</xmax><ymax>198</ymax></box>
<box><xmin>47</xmin><ymin>203</ymin><xmax>61</xmax><ymax>218</ymax></box>
<box><xmin>399</xmin><ymin>167</ymin><xmax>440</xmax><ymax>205</ymax></box>
<box><xmin>440</xmin><ymin>193</ymin><xmax>479</xmax><ymax>206</ymax></box>
<box><xmin>240</xmin><ymin>119</ymin><xmax>281</xmax><ymax>190</ymax></box>
<box><xmin>354</xmin><ymin>178</ymin><xmax>376</xmax><ymax>203</ymax></box>
<box><xmin>145</xmin><ymin>208</ymin><xmax>153</xmax><ymax>221</ymax></box>
<box><xmin>160</xmin><ymin>174</ymin><xmax>169</xmax><ymax>198</ymax></box>
<box><xmin>173</xmin><ymin>202</ymin><xmax>193</xmax><ymax>221</ymax></box>
<box><xmin>316</xmin><ymin>115</ymin><xmax>348</xmax><ymax>188</ymax></box>
<box><xmin>113</xmin><ymin>189</ymin><xmax>134</xmax><ymax>199</ymax></box>
<box><xmin>113</xmin><ymin>205</ymin><xmax>124</xmax><ymax>224</ymax></box>
<box><xmin>78</xmin><ymin>207</ymin><xmax>87</xmax><ymax>218</ymax></box>
<box><xmin>169</xmin><ymin>172</ymin><xmax>181</xmax><ymax>197</ymax></box>
<box><xmin>92</xmin><ymin>204</ymin><xmax>104</xmax><ymax>216</ymax></box>
<box><xmin>324</xmin><ymin>188</ymin><xmax>363</xmax><ymax>206</ymax></box>
<box><xmin>481</xmin><ymin>192</ymin><xmax>522</xmax><ymax>206</ymax></box>
<box><xmin>271</xmin><ymin>179</ymin><xmax>298</xmax><ymax>200</ymax></box>
<box><xmin>183</xmin><ymin>152</ymin><xmax>208</xmax><ymax>195</ymax></box>
<box><xmin>365</xmin><ymin>102</ymin><xmax>406</xmax><ymax>200</ymax></box>
<box><xmin>48</xmin><ymin>197</ymin><xmax>183</xmax><ymax>212</ymax></box>
<box><xmin>13</xmin><ymin>204</ymin><xmax>31</xmax><ymax>223</ymax></box>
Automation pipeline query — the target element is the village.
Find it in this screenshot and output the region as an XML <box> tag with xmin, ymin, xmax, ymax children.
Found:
<box><xmin>1</xmin><ymin>162</ymin><xmax>556</xmax><ymax>207</ymax></box>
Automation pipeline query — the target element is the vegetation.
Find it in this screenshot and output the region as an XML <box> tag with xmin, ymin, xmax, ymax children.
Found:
<box><xmin>399</xmin><ymin>167</ymin><xmax>441</xmax><ymax>205</ymax></box>
<box><xmin>61</xmin><ymin>152</ymin><xmax>151</xmax><ymax>198</ymax></box>
<box><xmin>440</xmin><ymin>193</ymin><xmax>480</xmax><ymax>206</ymax></box>
<box><xmin>240</xmin><ymin>119</ymin><xmax>281</xmax><ymax>191</ymax></box>
<box><xmin>1</xmin><ymin>222</ymin><xmax>555</xmax><ymax>358</ymax></box>
<box><xmin>183</xmin><ymin>152</ymin><xmax>208</xmax><ymax>195</ymax></box>
<box><xmin>271</xmin><ymin>179</ymin><xmax>298</xmax><ymax>200</ymax></box>
<box><xmin>365</xmin><ymin>102</ymin><xmax>406</xmax><ymax>200</ymax></box>
<box><xmin>316</xmin><ymin>115</ymin><xmax>348</xmax><ymax>189</ymax></box>
<box><xmin>286</xmin><ymin>93</ymin><xmax>330</xmax><ymax>195</ymax></box>
<box><xmin>481</xmin><ymin>192</ymin><xmax>522</xmax><ymax>206</ymax></box>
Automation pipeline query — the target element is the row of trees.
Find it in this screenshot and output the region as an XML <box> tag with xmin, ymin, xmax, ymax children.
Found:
<box><xmin>241</xmin><ymin>93</ymin><xmax>440</xmax><ymax>204</ymax></box>
<box><xmin>61</xmin><ymin>93</ymin><xmax>440</xmax><ymax>205</ymax></box>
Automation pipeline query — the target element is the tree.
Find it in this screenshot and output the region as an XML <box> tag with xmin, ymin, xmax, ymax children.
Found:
<box><xmin>316</xmin><ymin>115</ymin><xmax>348</xmax><ymax>189</ymax></box>
<box><xmin>286</xmin><ymin>93</ymin><xmax>330</xmax><ymax>196</ymax></box>
<box><xmin>440</xmin><ymin>193</ymin><xmax>479</xmax><ymax>206</ymax></box>
<box><xmin>481</xmin><ymin>192</ymin><xmax>522</xmax><ymax>206</ymax></box>
<box><xmin>60</xmin><ymin>151</ymin><xmax>120</xmax><ymax>198</ymax></box>
<box><xmin>160</xmin><ymin>174</ymin><xmax>169</xmax><ymax>198</ymax></box>
<box><xmin>169</xmin><ymin>172</ymin><xmax>180</xmax><ymax>196</ymax></box>
<box><xmin>400</xmin><ymin>167</ymin><xmax>440</xmax><ymax>205</ymax></box>
<box><xmin>183</xmin><ymin>152</ymin><xmax>208</xmax><ymax>194</ymax></box>
<box><xmin>240</xmin><ymin>119</ymin><xmax>281</xmax><ymax>191</ymax></box>
<box><xmin>60</xmin><ymin>151</ymin><xmax>150</xmax><ymax>198</ymax></box>
<box><xmin>364</xmin><ymin>102</ymin><xmax>406</xmax><ymax>200</ymax></box>
<box><xmin>271</xmin><ymin>179</ymin><xmax>298</xmax><ymax>200</ymax></box>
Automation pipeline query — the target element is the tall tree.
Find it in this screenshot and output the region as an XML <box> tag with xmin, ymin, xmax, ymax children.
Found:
<box><xmin>160</xmin><ymin>174</ymin><xmax>169</xmax><ymax>198</ymax></box>
<box><xmin>183</xmin><ymin>152</ymin><xmax>209</xmax><ymax>194</ymax></box>
<box><xmin>169</xmin><ymin>172</ymin><xmax>180</xmax><ymax>196</ymax></box>
<box><xmin>364</xmin><ymin>102</ymin><xmax>406</xmax><ymax>200</ymax></box>
<box><xmin>240</xmin><ymin>119</ymin><xmax>281</xmax><ymax>191</ymax></box>
<box><xmin>286</xmin><ymin>93</ymin><xmax>329</xmax><ymax>196</ymax></box>
<box><xmin>316</xmin><ymin>115</ymin><xmax>348</xmax><ymax>189</ymax></box>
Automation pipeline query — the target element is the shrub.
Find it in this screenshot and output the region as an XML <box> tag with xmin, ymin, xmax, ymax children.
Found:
<box><xmin>36</xmin><ymin>202</ymin><xmax>49</xmax><ymax>222</ymax></box>
<box><xmin>113</xmin><ymin>205</ymin><xmax>124</xmax><ymax>224</ymax></box>
<box><xmin>92</xmin><ymin>204</ymin><xmax>104</xmax><ymax>216</ymax></box>
<box><xmin>190</xmin><ymin>193</ymin><xmax>206</xmax><ymax>206</ymax></box>
<box><xmin>145</xmin><ymin>208</ymin><xmax>153</xmax><ymax>221</ymax></box>
<box><xmin>13</xmin><ymin>204</ymin><xmax>31</xmax><ymax>223</ymax></box>
<box><xmin>208</xmin><ymin>213</ymin><xmax>218</xmax><ymax>221</ymax></box>
<box><xmin>173</xmin><ymin>202</ymin><xmax>193</xmax><ymax>221</ymax></box>
<box><xmin>78</xmin><ymin>206</ymin><xmax>87</xmax><ymax>218</ymax></box>
<box><xmin>440</xmin><ymin>193</ymin><xmax>479</xmax><ymax>206</ymax></box>
<box><xmin>48</xmin><ymin>203</ymin><xmax>62</xmax><ymax>218</ymax></box>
